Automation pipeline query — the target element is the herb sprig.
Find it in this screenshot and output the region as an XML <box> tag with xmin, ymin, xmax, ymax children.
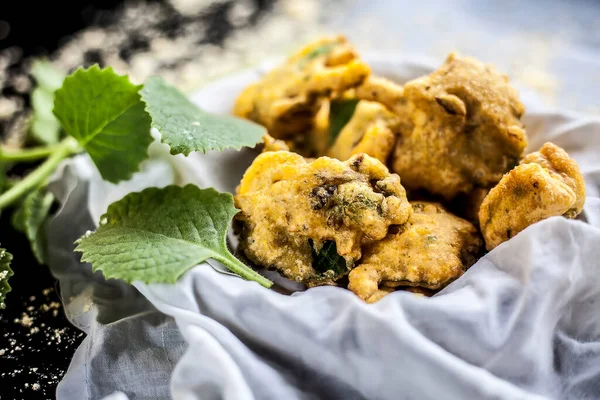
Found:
<box><xmin>0</xmin><ymin>63</ymin><xmax>272</xmax><ymax>307</ymax></box>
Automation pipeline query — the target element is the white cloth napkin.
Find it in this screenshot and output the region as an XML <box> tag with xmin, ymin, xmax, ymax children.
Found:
<box><xmin>48</xmin><ymin>55</ymin><xmax>600</xmax><ymax>400</ymax></box>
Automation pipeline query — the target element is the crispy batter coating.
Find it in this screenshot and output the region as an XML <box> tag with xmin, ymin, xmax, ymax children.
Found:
<box><xmin>479</xmin><ymin>142</ymin><xmax>586</xmax><ymax>250</ymax></box>
<box><xmin>391</xmin><ymin>53</ymin><xmax>527</xmax><ymax>200</ymax></box>
<box><xmin>327</xmin><ymin>100</ymin><xmax>398</xmax><ymax>163</ymax></box>
<box><xmin>233</xmin><ymin>36</ymin><xmax>370</xmax><ymax>139</ymax></box>
<box><xmin>348</xmin><ymin>201</ymin><xmax>482</xmax><ymax>302</ymax></box>
<box><xmin>235</xmin><ymin>152</ymin><xmax>412</xmax><ymax>286</ymax></box>
<box><xmin>355</xmin><ymin>76</ymin><xmax>408</xmax><ymax>117</ymax></box>
<box><xmin>262</xmin><ymin>133</ymin><xmax>290</xmax><ymax>152</ymax></box>
<box><xmin>307</xmin><ymin>98</ymin><xmax>331</xmax><ymax>156</ymax></box>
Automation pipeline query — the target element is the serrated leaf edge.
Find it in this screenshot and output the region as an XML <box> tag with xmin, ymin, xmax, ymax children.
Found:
<box><xmin>0</xmin><ymin>248</ymin><xmax>15</xmax><ymax>308</ymax></box>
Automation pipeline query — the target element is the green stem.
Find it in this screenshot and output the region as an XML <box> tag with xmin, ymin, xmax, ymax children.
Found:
<box><xmin>215</xmin><ymin>252</ymin><xmax>273</xmax><ymax>288</ymax></box>
<box><xmin>0</xmin><ymin>143</ymin><xmax>62</xmax><ymax>162</ymax></box>
<box><xmin>0</xmin><ymin>137</ymin><xmax>79</xmax><ymax>209</ymax></box>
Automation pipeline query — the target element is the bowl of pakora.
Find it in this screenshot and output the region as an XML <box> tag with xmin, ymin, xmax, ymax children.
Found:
<box><xmin>225</xmin><ymin>36</ymin><xmax>586</xmax><ymax>303</ymax></box>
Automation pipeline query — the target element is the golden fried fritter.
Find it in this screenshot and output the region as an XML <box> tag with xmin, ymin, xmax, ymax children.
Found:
<box><xmin>235</xmin><ymin>152</ymin><xmax>412</xmax><ymax>286</ymax></box>
<box><xmin>348</xmin><ymin>201</ymin><xmax>482</xmax><ymax>302</ymax></box>
<box><xmin>355</xmin><ymin>76</ymin><xmax>408</xmax><ymax>117</ymax></box>
<box><xmin>479</xmin><ymin>142</ymin><xmax>585</xmax><ymax>250</ymax></box>
<box><xmin>391</xmin><ymin>53</ymin><xmax>527</xmax><ymax>200</ymax></box>
<box><xmin>233</xmin><ymin>36</ymin><xmax>370</xmax><ymax>139</ymax></box>
<box><xmin>307</xmin><ymin>98</ymin><xmax>331</xmax><ymax>156</ymax></box>
<box><xmin>327</xmin><ymin>100</ymin><xmax>398</xmax><ymax>164</ymax></box>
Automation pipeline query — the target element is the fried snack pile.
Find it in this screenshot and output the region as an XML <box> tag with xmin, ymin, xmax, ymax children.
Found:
<box><xmin>348</xmin><ymin>202</ymin><xmax>482</xmax><ymax>303</ymax></box>
<box><xmin>479</xmin><ymin>142</ymin><xmax>585</xmax><ymax>250</ymax></box>
<box><xmin>235</xmin><ymin>152</ymin><xmax>411</xmax><ymax>286</ymax></box>
<box><xmin>233</xmin><ymin>36</ymin><xmax>586</xmax><ymax>301</ymax></box>
<box><xmin>392</xmin><ymin>53</ymin><xmax>527</xmax><ymax>200</ymax></box>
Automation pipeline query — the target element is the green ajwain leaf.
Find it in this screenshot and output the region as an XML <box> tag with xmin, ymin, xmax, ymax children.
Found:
<box><xmin>75</xmin><ymin>185</ymin><xmax>272</xmax><ymax>287</ymax></box>
<box><xmin>329</xmin><ymin>99</ymin><xmax>359</xmax><ymax>145</ymax></box>
<box><xmin>310</xmin><ymin>239</ymin><xmax>349</xmax><ymax>279</ymax></box>
<box><xmin>53</xmin><ymin>65</ymin><xmax>152</xmax><ymax>183</ymax></box>
<box><xmin>30</xmin><ymin>61</ymin><xmax>66</xmax><ymax>145</ymax></box>
<box><xmin>140</xmin><ymin>77</ymin><xmax>265</xmax><ymax>156</ymax></box>
<box><xmin>0</xmin><ymin>248</ymin><xmax>14</xmax><ymax>309</ymax></box>
<box><xmin>11</xmin><ymin>201</ymin><xmax>26</xmax><ymax>233</ymax></box>
<box><xmin>12</xmin><ymin>189</ymin><xmax>54</xmax><ymax>265</ymax></box>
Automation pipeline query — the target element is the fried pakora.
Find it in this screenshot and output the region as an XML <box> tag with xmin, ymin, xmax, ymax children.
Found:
<box><xmin>355</xmin><ymin>75</ymin><xmax>409</xmax><ymax>117</ymax></box>
<box><xmin>348</xmin><ymin>201</ymin><xmax>482</xmax><ymax>302</ymax></box>
<box><xmin>235</xmin><ymin>152</ymin><xmax>412</xmax><ymax>286</ymax></box>
<box><xmin>391</xmin><ymin>53</ymin><xmax>528</xmax><ymax>200</ymax></box>
<box><xmin>479</xmin><ymin>142</ymin><xmax>585</xmax><ymax>250</ymax></box>
<box><xmin>233</xmin><ymin>36</ymin><xmax>370</xmax><ymax>139</ymax></box>
<box><xmin>327</xmin><ymin>100</ymin><xmax>399</xmax><ymax>163</ymax></box>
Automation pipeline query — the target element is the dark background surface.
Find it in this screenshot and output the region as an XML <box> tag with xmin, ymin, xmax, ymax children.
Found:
<box><xmin>0</xmin><ymin>1</ymin><xmax>123</xmax><ymax>55</ymax></box>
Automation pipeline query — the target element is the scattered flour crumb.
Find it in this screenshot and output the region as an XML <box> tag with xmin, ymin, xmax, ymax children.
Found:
<box><xmin>53</xmin><ymin>328</ymin><xmax>67</xmax><ymax>344</ymax></box>
<box><xmin>17</xmin><ymin>313</ymin><xmax>33</xmax><ymax>328</ymax></box>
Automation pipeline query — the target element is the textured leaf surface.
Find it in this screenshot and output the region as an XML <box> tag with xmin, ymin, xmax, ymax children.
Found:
<box><xmin>30</xmin><ymin>61</ymin><xmax>66</xmax><ymax>145</ymax></box>
<box><xmin>75</xmin><ymin>185</ymin><xmax>272</xmax><ymax>287</ymax></box>
<box><xmin>329</xmin><ymin>99</ymin><xmax>359</xmax><ymax>144</ymax></box>
<box><xmin>0</xmin><ymin>248</ymin><xmax>14</xmax><ymax>309</ymax></box>
<box><xmin>12</xmin><ymin>189</ymin><xmax>54</xmax><ymax>264</ymax></box>
<box><xmin>140</xmin><ymin>77</ymin><xmax>265</xmax><ymax>156</ymax></box>
<box><xmin>311</xmin><ymin>240</ymin><xmax>349</xmax><ymax>278</ymax></box>
<box><xmin>53</xmin><ymin>66</ymin><xmax>152</xmax><ymax>183</ymax></box>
